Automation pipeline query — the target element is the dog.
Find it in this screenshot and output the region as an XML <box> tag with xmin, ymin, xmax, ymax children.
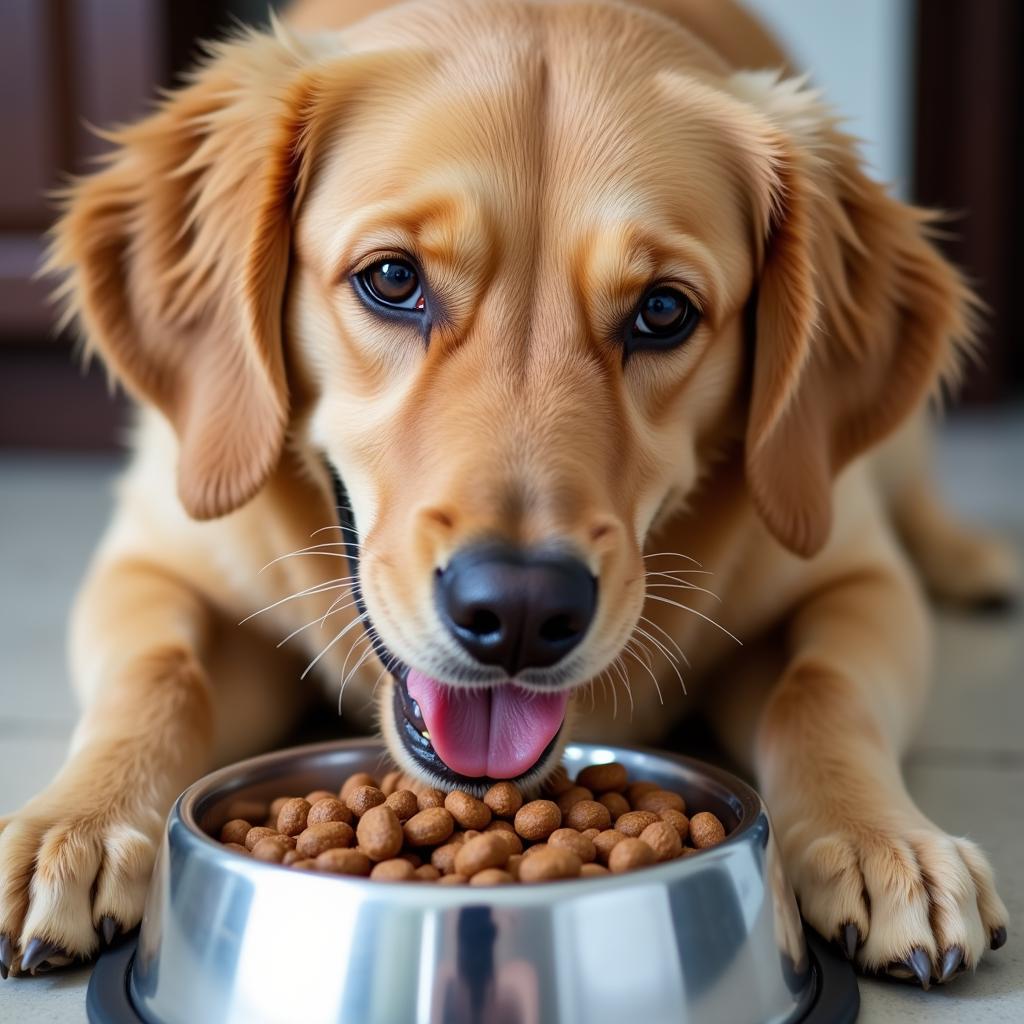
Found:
<box><xmin>0</xmin><ymin>0</ymin><xmax>1016</xmax><ymax>985</ymax></box>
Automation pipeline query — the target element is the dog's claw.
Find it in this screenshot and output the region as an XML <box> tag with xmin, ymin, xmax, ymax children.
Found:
<box><xmin>991</xmin><ymin>926</ymin><xmax>1007</xmax><ymax>950</ymax></box>
<box><xmin>0</xmin><ymin>933</ymin><xmax>12</xmax><ymax>979</ymax></box>
<box><xmin>100</xmin><ymin>916</ymin><xmax>121</xmax><ymax>947</ymax></box>
<box><xmin>20</xmin><ymin>938</ymin><xmax>65</xmax><ymax>975</ymax></box>
<box><xmin>905</xmin><ymin>947</ymin><xmax>932</xmax><ymax>990</ymax></box>
<box><xmin>839</xmin><ymin>922</ymin><xmax>860</xmax><ymax>961</ymax></box>
<box><xmin>939</xmin><ymin>946</ymin><xmax>964</xmax><ymax>983</ymax></box>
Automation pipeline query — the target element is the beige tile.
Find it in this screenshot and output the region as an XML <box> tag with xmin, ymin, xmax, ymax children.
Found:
<box><xmin>0</xmin><ymin>965</ymin><xmax>92</xmax><ymax>1023</ymax></box>
<box><xmin>0</xmin><ymin>734</ymin><xmax>72</xmax><ymax>814</ymax></box>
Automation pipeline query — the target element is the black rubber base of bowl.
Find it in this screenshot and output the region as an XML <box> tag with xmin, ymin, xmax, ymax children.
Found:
<box><xmin>88</xmin><ymin>926</ymin><xmax>858</xmax><ymax>1023</ymax></box>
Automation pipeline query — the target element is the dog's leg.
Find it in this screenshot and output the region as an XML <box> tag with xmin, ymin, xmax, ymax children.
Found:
<box><xmin>0</xmin><ymin>558</ymin><xmax>217</xmax><ymax>976</ymax></box>
<box><xmin>747</xmin><ymin>557</ymin><xmax>1007</xmax><ymax>984</ymax></box>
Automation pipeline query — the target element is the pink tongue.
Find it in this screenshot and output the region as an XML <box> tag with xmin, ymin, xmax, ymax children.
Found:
<box><xmin>406</xmin><ymin>670</ymin><xmax>569</xmax><ymax>779</ymax></box>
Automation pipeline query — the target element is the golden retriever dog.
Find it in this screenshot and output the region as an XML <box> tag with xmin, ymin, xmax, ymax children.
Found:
<box><xmin>1</xmin><ymin>0</ymin><xmax>1017</xmax><ymax>986</ymax></box>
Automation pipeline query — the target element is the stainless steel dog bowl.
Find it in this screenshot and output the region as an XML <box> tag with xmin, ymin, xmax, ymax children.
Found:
<box><xmin>87</xmin><ymin>739</ymin><xmax>858</xmax><ymax>1024</ymax></box>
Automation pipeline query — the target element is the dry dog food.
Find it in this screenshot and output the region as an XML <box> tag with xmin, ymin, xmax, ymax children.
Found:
<box><xmin>214</xmin><ymin>764</ymin><xmax>729</xmax><ymax>885</ymax></box>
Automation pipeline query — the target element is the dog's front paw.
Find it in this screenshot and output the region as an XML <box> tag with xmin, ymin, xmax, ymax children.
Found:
<box><xmin>780</xmin><ymin>813</ymin><xmax>1008</xmax><ymax>987</ymax></box>
<box><xmin>0</xmin><ymin>783</ymin><xmax>164</xmax><ymax>977</ymax></box>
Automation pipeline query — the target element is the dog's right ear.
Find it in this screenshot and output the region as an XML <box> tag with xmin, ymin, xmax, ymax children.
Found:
<box><xmin>49</xmin><ymin>29</ymin><xmax>389</xmax><ymax>520</ymax></box>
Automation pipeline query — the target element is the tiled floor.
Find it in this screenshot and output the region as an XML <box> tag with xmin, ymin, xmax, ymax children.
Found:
<box><xmin>1</xmin><ymin>410</ymin><xmax>1022</xmax><ymax>1022</ymax></box>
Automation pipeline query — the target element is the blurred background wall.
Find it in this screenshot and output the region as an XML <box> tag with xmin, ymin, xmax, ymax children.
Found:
<box><xmin>1</xmin><ymin>0</ymin><xmax>1021</xmax><ymax>451</ymax></box>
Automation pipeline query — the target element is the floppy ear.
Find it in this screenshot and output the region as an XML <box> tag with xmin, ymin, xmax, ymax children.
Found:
<box><xmin>732</xmin><ymin>73</ymin><xmax>976</xmax><ymax>557</ymax></box>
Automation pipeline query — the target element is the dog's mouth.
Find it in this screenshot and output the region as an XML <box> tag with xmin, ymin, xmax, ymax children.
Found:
<box><xmin>393</xmin><ymin>668</ymin><xmax>570</xmax><ymax>784</ymax></box>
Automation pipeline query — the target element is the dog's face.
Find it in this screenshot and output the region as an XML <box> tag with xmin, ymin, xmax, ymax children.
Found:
<box><xmin>53</xmin><ymin>1</ymin><xmax>969</xmax><ymax>790</ymax></box>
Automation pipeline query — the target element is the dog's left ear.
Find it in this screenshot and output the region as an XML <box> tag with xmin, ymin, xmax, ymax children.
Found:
<box><xmin>731</xmin><ymin>73</ymin><xmax>975</xmax><ymax>558</ymax></box>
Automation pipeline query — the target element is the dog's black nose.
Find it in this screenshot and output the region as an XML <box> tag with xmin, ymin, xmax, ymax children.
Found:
<box><xmin>435</xmin><ymin>543</ymin><xmax>597</xmax><ymax>675</ymax></box>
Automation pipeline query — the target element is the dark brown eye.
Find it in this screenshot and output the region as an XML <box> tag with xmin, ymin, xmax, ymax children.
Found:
<box><xmin>629</xmin><ymin>286</ymin><xmax>700</xmax><ymax>353</ymax></box>
<box><xmin>359</xmin><ymin>258</ymin><xmax>424</xmax><ymax>310</ymax></box>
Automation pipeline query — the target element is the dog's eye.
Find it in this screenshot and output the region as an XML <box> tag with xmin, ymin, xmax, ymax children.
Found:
<box><xmin>358</xmin><ymin>258</ymin><xmax>425</xmax><ymax>312</ymax></box>
<box><xmin>628</xmin><ymin>286</ymin><xmax>700</xmax><ymax>353</ymax></box>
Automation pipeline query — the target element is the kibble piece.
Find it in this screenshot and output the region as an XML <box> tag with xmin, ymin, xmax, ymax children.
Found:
<box><xmin>417</xmin><ymin>787</ymin><xmax>446</xmax><ymax>810</ymax></box>
<box><xmin>304</xmin><ymin>789</ymin><xmax>336</xmax><ymax>805</ymax></box>
<box><xmin>659</xmin><ymin>809</ymin><xmax>690</xmax><ymax>842</ymax></box>
<box><xmin>593</xmin><ymin>829</ymin><xmax>626</xmax><ymax>865</ymax></box>
<box><xmin>404</xmin><ymin>807</ymin><xmax>455</xmax><ymax>846</ymax></box>
<box><xmin>608</xmin><ymin>837</ymin><xmax>657</xmax><ymax>873</ymax></box>
<box><xmin>598</xmin><ymin>792</ymin><xmax>631</xmax><ymax>821</ymax></box>
<box><xmin>555</xmin><ymin>786</ymin><xmax>593</xmax><ymax>815</ymax></box>
<box><xmin>220</xmin><ymin>819</ymin><xmax>252</xmax><ymax>846</ymax></box>
<box><xmin>385</xmin><ymin>790</ymin><xmax>419</xmax><ymax>822</ymax></box>
<box><xmin>483</xmin><ymin>782</ymin><xmax>523</xmax><ymax>819</ymax></box>
<box><xmin>398</xmin><ymin>852</ymin><xmax>423</xmax><ymax>869</ymax></box>
<box><xmin>291</xmin><ymin>858</ymin><xmax>318</xmax><ymax>870</ymax></box>
<box><xmin>487</xmin><ymin>828</ymin><xmax>523</xmax><ymax>858</ymax></box>
<box><xmin>357</xmin><ymin>805</ymin><xmax>404</xmax><ymax>862</ymax></box>
<box><xmin>269</xmin><ymin>796</ymin><xmax>293</xmax><ymax>819</ymax></box>
<box><xmin>282</xmin><ymin>849</ymin><xmax>302</xmax><ymax>866</ymax></box>
<box><xmin>580</xmin><ymin>863</ymin><xmax>610</xmax><ymax>878</ymax></box>
<box><xmin>431</xmin><ymin>843</ymin><xmax>460</xmax><ymax>875</ymax></box>
<box><xmin>370</xmin><ymin>858</ymin><xmax>416</xmax><ymax>881</ymax></box>
<box><xmin>252</xmin><ymin>836</ymin><xmax>290</xmax><ymax>863</ymax></box>
<box><xmin>244</xmin><ymin>826</ymin><xmax>279</xmax><ymax>851</ymax></box>
<box><xmin>445</xmin><ymin>791</ymin><xmax>492</xmax><ymax>830</ymax></box>
<box><xmin>566</xmin><ymin>800</ymin><xmax>612</xmax><ymax>832</ymax></box>
<box><xmin>640</xmin><ymin>821</ymin><xmax>683</xmax><ymax>862</ymax></box>
<box><xmin>581</xmin><ymin>828</ymin><xmax>600</xmax><ymax>841</ymax></box>
<box><xmin>437</xmin><ymin>873</ymin><xmax>469</xmax><ymax>886</ymax></box>
<box><xmin>316</xmin><ymin>848</ymin><xmax>372</xmax><ymax>876</ymax></box>
<box><xmin>380</xmin><ymin>770</ymin><xmax>403</xmax><ymax>796</ymax></box>
<box><xmin>615</xmin><ymin>810</ymin><xmax>660</xmax><ymax>838</ymax></box>
<box><xmin>414</xmin><ymin>864</ymin><xmax>441</xmax><ymax>882</ymax></box>
<box><xmin>522</xmin><ymin>843</ymin><xmax>549</xmax><ymax>858</ymax></box>
<box><xmin>346</xmin><ymin>785</ymin><xmax>386</xmax><ymax>817</ymax></box>
<box><xmin>626</xmin><ymin>780</ymin><xmax>660</xmax><ymax>805</ymax></box>
<box><xmin>296</xmin><ymin>821</ymin><xmax>355</xmax><ymax>859</ymax></box>
<box><xmin>223</xmin><ymin>842</ymin><xmax>249</xmax><ymax>856</ymax></box>
<box><xmin>277</xmin><ymin>797</ymin><xmax>312</xmax><ymax>837</ymax></box>
<box><xmin>340</xmin><ymin>772</ymin><xmax>377</xmax><ymax>798</ymax></box>
<box><xmin>548</xmin><ymin>828</ymin><xmax>597</xmax><ymax>863</ymax></box>
<box><xmin>307</xmin><ymin>797</ymin><xmax>353</xmax><ymax>827</ymax></box>
<box><xmin>470</xmin><ymin>868</ymin><xmax>514</xmax><ymax>886</ymax></box>
<box><xmin>542</xmin><ymin>765</ymin><xmax>574</xmax><ymax>797</ymax></box>
<box><xmin>507</xmin><ymin>854</ymin><xmax>523</xmax><ymax>880</ymax></box>
<box><xmin>577</xmin><ymin>762</ymin><xmax>628</xmax><ymax>794</ymax></box>
<box><xmin>519</xmin><ymin>847</ymin><xmax>582</xmax><ymax>883</ymax></box>
<box><xmin>689</xmin><ymin>811</ymin><xmax>726</xmax><ymax>849</ymax></box>
<box><xmin>455</xmin><ymin>834</ymin><xmax>510</xmax><ymax>877</ymax></box>
<box><xmin>514</xmin><ymin>800</ymin><xmax>561</xmax><ymax>841</ymax></box>
<box><xmin>485</xmin><ymin>819</ymin><xmax>515</xmax><ymax>834</ymax></box>
<box><xmin>635</xmin><ymin>790</ymin><xmax>686</xmax><ymax>815</ymax></box>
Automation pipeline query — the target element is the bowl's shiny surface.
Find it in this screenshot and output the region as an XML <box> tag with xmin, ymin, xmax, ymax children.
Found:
<box><xmin>130</xmin><ymin>740</ymin><xmax>813</xmax><ymax>1024</ymax></box>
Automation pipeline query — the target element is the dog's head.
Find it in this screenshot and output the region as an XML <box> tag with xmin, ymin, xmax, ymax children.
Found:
<box><xmin>51</xmin><ymin>1</ymin><xmax>972</xmax><ymax>789</ymax></box>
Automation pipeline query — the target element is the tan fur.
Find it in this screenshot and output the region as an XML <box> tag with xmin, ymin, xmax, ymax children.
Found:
<box><xmin>1</xmin><ymin>0</ymin><xmax>1014</xmax><ymax>981</ymax></box>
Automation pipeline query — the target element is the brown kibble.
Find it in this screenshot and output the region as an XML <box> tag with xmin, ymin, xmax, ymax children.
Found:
<box><xmin>581</xmin><ymin>828</ymin><xmax>600</xmax><ymax>840</ymax></box>
<box><xmin>220</xmin><ymin>819</ymin><xmax>252</xmax><ymax>845</ymax></box>
<box><xmin>291</xmin><ymin>858</ymin><xmax>318</xmax><ymax>870</ymax></box>
<box><xmin>689</xmin><ymin>811</ymin><xmax>726</xmax><ymax>849</ymax></box>
<box><xmin>635</xmin><ymin>790</ymin><xmax>686</xmax><ymax>815</ymax></box>
<box><xmin>269</xmin><ymin>796</ymin><xmax>293</xmax><ymax>819</ymax></box>
<box><xmin>304</xmin><ymin>789</ymin><xmax>336</xmax><ymax>805</ymax></box>
<box><xmin>608</xmin><ymin>837</ymin><xmax>657</xmax><ymax>873</ymax></box>
<box><xmin>431</xmin><ymin>843</ymin><xmax>460</xmax><ymax>875</ymax></box>
<box><xmin>455</xmin><ymin>834</ymin><xmax>510</xmax><ymax>876</ymax></box>
<box><xmin>566</xmin><ymin>800</ymin><xmax>612</xmax><ymax>832</ymax></box>
<box><xmin>598</xmin><ymin>792</ymin><xmax>631</xmax><ymax>820</ymax></box>
<box><xmin>518</xmin><ymin>846</ymin><xmax>582</xmax><ymax>883</ymax></box>
<box><xmin>277</xmin><ymin>798</ymin><xmax>311</xmax><ymax>837</ymax></box>
<box><xmin>577</xmin><ymin>762</ymin><xmax>628</xmax><ymax>794</ymax></box>
<box><xmin>346</xmin><ymin>785</ymin><xmax>386</xmax><ymax>817</ymax></box>
<box><xmin>514</xmin><ymin>800</ymin><xmax>561</xmax><ymax>840</ymax></box>
<box><xmin>486</xmin><ymin>828</ymin><xmax>523</xmax><ymax>858</ymax></box>
<box><xmin>437</xmin><ymin>873</ymin><xmax>469</xmax><ymax>886</ymax></box>
<box><xmin>522</xmin><ymin>843</ymin><xmax>549</xmax><ymax>857</ymax></box>
<box><xmin>398</xmin><ymin>852</ymin><xmax>423</xmax><ymax>869</ymax></box>
<box><xmin>580</xmin><ymin>862</ymin><xmax>610</xmax><ymax>878</ymax></box>
<box><xmin>307</xmin><ymin>797</ymin><xmax>353</xmax><ymax>827</ymax></box>
<box><xmin>252</xmin><ymin>836</ymin><xmax>290</xmax><ymax>863</ymax></box>
<box><xmin>244</xmin><ymin>826</ymin><xmax>279</xmax><ymax>851</ymax></box>
<box><xmin>593</xmin><ymin>829</ymin><xmax>625</xmax><ymax>864</ymax></box>
<box><xmin>370</xmin><ymin>858</ymin><xmax>416</xmax><ymax>881</ymax></box>
<box><xmin>659</xmin><ymin>809</ymin><xmax>689</xmax><ymax>842</ymax></box>
<box><xmin>615</xmin><ymin>810</ymin><xmax>660</xmax><ymax>837</ymax></box>
<box><xmin>282</xmin><ymin>849</ymin><xmax>302</xmax><ymax>866</ymax></box>
<box><xmin>417</xmin><ymin>787</ymin><xmax>446</xmax><ymax>810</ymax></box>
<box><xmin>445</xmin><ymin>791</ymin><xmax>493</xmax><ymax>830</ymax></box>
<box><xmin>404</xmin><ymin>807</ymin><xmax>455</xmax><ymax>846</ymax></box>
<box><xmin>316</xmin><ymin>848</ymin><xmax>371</xmax><ymax>876</ymax></box>
<box><xmin>555</xmin><ymin>786</ymin><xmax>594</xmax><ymax>815</ymax></box>
<box><xmin>470</xmin><ymin>868</ymin><xmax>514</xmax><ymax>886</ymax></box>
<box><xmin>385</xmin><ymin>790</ymin><xmax>420</xmax><ymax>822</ymax></box>
<box><xmin>548</xmin><ymin>828</ymin><xmax>597</xmax><ymax>863</ymax></box>
<box><xmin>541</xmin><ymin>765</ymin><xmax>574</xmax><ymax>797</ymax></box>
<box><xmin>357</xmin><ymin>805</ymin><xmax>404</xmax><ymax>861</ymax></box>
<box><xmin>340</xmin><ymin>772</ymin><xmax>377</xmax><ymax>798</ymax></box>
<box><xmin>380</xmin><ymin>770</ymin><xmax>403</xmax><ymax>796</ymax></box>
<box><xmin>483</xmin><ymin>782</ymin><xmax>523</xmax><ymax>819</ymax></box>
<box><xmin>485</xmin><ymin>819</ymin><xmax>515</xmax><ymax>834</ymax></box>
<box><xmin>223</xmin><ymin>842</ymin><xmax>249</xmax><ymax>855</ymax></box>
<box><xmin>414</xmin><ymin>864</ymin><xmax>441</xmax><ymax>881</ymax></box>
<box><xmin>626</xmin><ymin>780</ymin><xmax>660</xmax><ymax>804</ymax></box>
<box><xmin>640</xmin><ymin>821</ymin><xmax>683</xmax><ymax>861</ymax></box>
<box><xmin>296</xmin><ymin>821</ymin><xmax>355</xmax><ymax>858</ymax></box>
<box><xmin>507</xmin><ymin>854</ymin><xmax>523</xmax><ymax>880</ymax></box>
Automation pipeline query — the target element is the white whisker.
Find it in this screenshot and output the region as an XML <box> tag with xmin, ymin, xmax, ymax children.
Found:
<box><xmin>300</xmin><ymin>612</ymin><xmax>369</xmax><ymax>681</ymax></box>
<box><xmin>645</xmin><ymin>594</ymin><xmax>742</xmax><ymax>644</ymax></box>
<box><xmin>625</xmin><ymin>641</ymin><xmax>664</xmax><ymax>705</ymax></box>
<box><xmin>275</xmin><ymin>596</ymin><xmax>359</xmax><ymax>648</ymax></box>
<box><xmin>646</xmin><ymin>581</ymin><xmax>721</xmax><ymax>602</ymax></box>
<box><xmin>239</xmin><ymin>578</ymin><xmax>356</xmax><ymax>624</ymax></box>
<box><xmin>634</xmin><ymin>625</ymin><xmax>687</xmax><ymax>697</ymax></box>
<box><xmin>638</xmin><ymin>614</ymin><xmax>690</xmax><ymax>668</ymax></box>
<box><xmin>643</xmin><ymin>551</ymin><xmax>703</xmax><ymax>567</ymax></box>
